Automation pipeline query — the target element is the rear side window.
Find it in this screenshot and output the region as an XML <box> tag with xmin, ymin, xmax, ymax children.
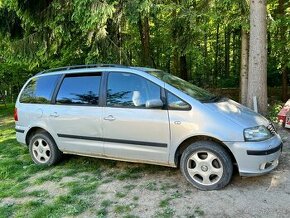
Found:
<box><xmin>20</xmin><ymin>75</ymin><xmax>60</xmax><ymax>104</ymax></box>
<box><xmin>56</xmin><ymin>73</ymin><xmax>101</xmax><ymax>105</ymax></box>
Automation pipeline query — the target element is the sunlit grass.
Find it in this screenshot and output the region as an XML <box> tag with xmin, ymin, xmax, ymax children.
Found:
<box><xmin>0</xmin><ymin>103</ymin><xmax>168</xmax><ymax>217</ymax></box>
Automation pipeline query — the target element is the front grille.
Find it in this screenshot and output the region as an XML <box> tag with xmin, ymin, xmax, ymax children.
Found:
<box><xmin>267</xmin><ymin>123</ymin><xmax>277</xmax><ymax>135</ymax></box>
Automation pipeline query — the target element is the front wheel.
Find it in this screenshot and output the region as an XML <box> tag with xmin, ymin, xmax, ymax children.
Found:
<box><xmin>180</xmin><ymin>141</ymin><xmax>233</xmax><ymax>190</ymax></box>
<box><xmin>29</xmin><ymin>131</ymin><xmax>62</xmax><ymax>166</ymax></box>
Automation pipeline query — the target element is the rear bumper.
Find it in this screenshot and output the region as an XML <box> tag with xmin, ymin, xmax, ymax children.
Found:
<box><xmin>224</xmin><ymin>134</ymin><xmax>282</xmax><ymax>176</ymax></box>
<box><xmin>15</xmin><ymin>125</ymin><xmax>27</xmax><ymax>145</ymax></box>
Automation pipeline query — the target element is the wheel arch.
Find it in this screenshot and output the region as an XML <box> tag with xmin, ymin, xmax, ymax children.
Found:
<box><xmin>174</xmin><ymin>135</ymin><xmax>237</xmax><ymax>167</ymax></box>
<box><xmin>25</xmin><ymin>127</ymin><xmax>53</xmax><ymax>146</ymax></box>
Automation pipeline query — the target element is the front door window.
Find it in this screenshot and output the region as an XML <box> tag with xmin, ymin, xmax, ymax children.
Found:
<box><xmin>106</xmin><ymin>72</ymin><xmax>161</xmax><ymax>108</ymax></box>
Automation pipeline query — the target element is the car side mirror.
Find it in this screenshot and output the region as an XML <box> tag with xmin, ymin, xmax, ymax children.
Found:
<box><xmin>146</xmin><ymin>99</ymin><xmax>164</xmax><ymax>109</ymax></box>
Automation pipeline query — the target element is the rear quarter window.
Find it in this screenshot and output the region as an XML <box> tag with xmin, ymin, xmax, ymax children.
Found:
<box><xmin>20</xmin><ymin>75</ymin><xmax>60</xmax><ymax>104</ymax></box>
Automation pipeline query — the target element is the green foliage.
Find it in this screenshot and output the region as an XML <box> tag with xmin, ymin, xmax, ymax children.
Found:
<box><xmin>0</xmin><ymin>0</ymin><xmax>289</xmax><ymax>101</ymax></box>
<box><xmin>268</xmin><ymin>101</ymin><xmax>283</xmax><ymax>123</ymax></box>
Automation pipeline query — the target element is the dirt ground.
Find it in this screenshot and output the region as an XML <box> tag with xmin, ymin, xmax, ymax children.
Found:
<box><xmin>1</xmin><ymin>122</ymin><xmax>289</xmax><ymax>218</ymax></box>
<box><xmin>81</xmin><ymin>125</ymin><xmax>290</xmax><ymax>218</ymax></box>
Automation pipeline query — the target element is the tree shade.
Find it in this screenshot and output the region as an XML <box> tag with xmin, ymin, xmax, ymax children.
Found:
<box><xmin>0</xmin><ymin>0</ymin><xmax>289</xmax><ymax>105</ymax></box>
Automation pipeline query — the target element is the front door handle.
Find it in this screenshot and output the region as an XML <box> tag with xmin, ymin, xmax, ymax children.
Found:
<box><xmin>50</xmin><ymin>112</ymin><xmax>59</xmax><ymax>117</ymax></box>
<box><xmin>104</xmin><ymin>115</ymin><xmax>115</xmax><ymax>121</ymax></box>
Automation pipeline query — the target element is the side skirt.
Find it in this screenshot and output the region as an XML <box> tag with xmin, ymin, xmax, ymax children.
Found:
<box><xmin>62</xmin><ymin>150</ymin><xmax>177</xmax><ymax>168</ymax></box>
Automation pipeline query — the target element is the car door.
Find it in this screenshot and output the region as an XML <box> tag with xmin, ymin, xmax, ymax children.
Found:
<box><xmin>47</xmin><ymin>72</ymin><xmax>103</xmax><ymax>155</ymax></box>
<box><xmin>103</xmin><ymin>72</ymin><xmax>170</xmax><ymax>164</ymax></box>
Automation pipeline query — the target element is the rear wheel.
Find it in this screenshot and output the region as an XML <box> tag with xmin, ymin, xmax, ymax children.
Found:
<box><xmin>29</xmin><ymin>131</ymin><xmax>62</xmax><ymax>166</ymax></box>
<box><xmin>180</xmin><ymin>141</ymin><xmax>233</xmax><ymax>190</ymax></box>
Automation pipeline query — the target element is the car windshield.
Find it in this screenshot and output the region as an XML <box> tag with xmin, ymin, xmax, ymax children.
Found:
<box><xmin>148</xmin><ymin>71</ymin><xmax>219</xmax><ymax>103</ymax></box>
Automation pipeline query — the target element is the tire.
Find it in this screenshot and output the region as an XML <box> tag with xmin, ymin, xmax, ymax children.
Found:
<box><xmin>180</xmin><ymin>141</ymin><xmax>233</xmax><ymax>191</ymax></box>
<box><xmin>29</xmin><ymin>131</ymin><xmax>62</xmax><ymax>166</ymax></box>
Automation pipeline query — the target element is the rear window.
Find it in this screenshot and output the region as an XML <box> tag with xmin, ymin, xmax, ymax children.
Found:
<box><xmin>20</xmin><ymin>75</ymin><xmax>60</xmax><ymax>104</ymax></box>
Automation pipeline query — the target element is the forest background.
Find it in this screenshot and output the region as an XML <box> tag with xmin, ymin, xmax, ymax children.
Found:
<box><xmin>0</xmin><ymin>0</ymin><xmax>289</xmax><ymax>113</ymax></box>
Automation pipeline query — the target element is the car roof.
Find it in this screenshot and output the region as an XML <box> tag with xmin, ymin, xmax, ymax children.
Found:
<box><xmin>36</xmin><ymin>64</ymin><xmax>160</xmax><ymax>76</ymax></box>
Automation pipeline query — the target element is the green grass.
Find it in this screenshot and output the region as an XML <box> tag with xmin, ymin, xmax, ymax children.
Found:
<box><xmin>0</xmin><ymin>104</ymin><xmax>143</xmax><ymax>217</ymax></box>
<box><xmin>145</xmin><ymin>181</ymin><xmax>158</xmax><ymax>191</ymax></box>
<box><xmin>116</xmin><ymin>184</ymin><xmax>138</xmax><ymax>199</ymax></box>
<box><xmin>0</xmin><ymin>104</ymin><xmax>14</xmax><ymax>119</ymax></box>
<box><xmin>114</xmin><ymin>203</ymin><xmax>137</xmax><ymax>214</ymax></box>
<box><xmin>65</xmin><ymin>180</ymin><xmax>101</xmax><ymax>195</ymax></box>
<box><xmin>0</xmin><ymin>104</ymin><xmax>98</xmax><ymax>217</ymax></box>
<box><xmin>160</xmin><ymin>182</ymin><xmax>178</xmax><ymax>193</ymax></box>
<box><xmin>34</xmin><ymin>172</ymin><xmax>64</xmax><ymax>184</ymax></box>
<box><xmin>185</xmin><ymin>207</ymin><xmax>205</xmax><ymax>218</ymax></box>
<box><xmin>96</xmin><ymin>200</ymin><xmax>113</xmax><ymax>217</ymax></box>
<box><xmin>114</xmin><ymin>167</ymin><xmax>143</xmax><ymax>180</ymax></box>
<box><xmin>101</xmin><ymin>199</ymin><xmax>113</xmax><ymax>208</ymax></box>
<box><xmin>0</xmin><ymin>103</ymin><xmax>181</xmax><ymax>217</ymax></box>
<box><xmin>114</xmin><ymin>205</ymin><xmax>131</xmax><ymax>213</ymax></box>
<box><xmin>123</xmin><ymin>215</ymin><xmax>140</xmax><ymax>218</ymax></box>
<box><xmin>30</xmin><ymin>195</ymin><xmax>91</xmax><ymax>217</ymax></box>
<box><xmin>123</xmin><ymin>184</ymin><xmax>136</xmax><ymax>191</ymax></box>
<box><xmin>0</xmin><ymin>104</ymin><xmax>47</xmax><ymax>199</ymax></box>
<box><xmin>0</xmin><ymin>204</ymin><xmax>16</xmax><ymax>218</ymax></box>
<box><xmin>116</xmin><ymin>191</ymin><xmax>127</xmax><ymax>198</ymax></box>
<box><xmin>156</xmin><ymin>206</ymin><xmax>175</xmax><ymax>218</ymax></box>
<box><xmin>194</xmin><ymin>207</ymin><xmax>205</xmax><ymax>217</ymax></box>
<box><xmin>159</xmin><ymin>198</ymin><xmax>171</xmax><ymax>208</ymax></box>
<box><xmin>96</xmin><ymin>207</ymin><xmax>108</xmax><ymax>217</ymax></box>
<box><xmin>159</xmin><ymin>191</ymin><xmax>182</xmax><ymax>209</ymax></box>
<box><xmin>25</xmin><ymin>190</ymin><xmax>49</xmax><ymax>198</ymax></box>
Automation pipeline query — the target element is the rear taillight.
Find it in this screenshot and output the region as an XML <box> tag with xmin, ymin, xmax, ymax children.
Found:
<box><xmin>14</xmin><ymin>108</ymin><xmax>18</xmax><ymax>121</ymax></box>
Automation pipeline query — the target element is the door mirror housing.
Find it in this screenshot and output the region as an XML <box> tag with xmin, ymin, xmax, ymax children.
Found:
<box><xmin>146</xmin><ymin>99</ymin><xmax>164</xmax><ymax>109</ymax></box>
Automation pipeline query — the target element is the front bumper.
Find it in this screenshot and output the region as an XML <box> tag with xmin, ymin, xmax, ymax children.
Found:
<box><xmin>224</xmin><ymin>134</ymin><xmax>282</xmax><ymax>176</ymax></box>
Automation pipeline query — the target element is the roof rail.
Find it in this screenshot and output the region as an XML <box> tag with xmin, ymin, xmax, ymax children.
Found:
<box><xmin>37</xmin><ymin>64</ymin><xmax>127</xmax><ymax>75</ymax></box>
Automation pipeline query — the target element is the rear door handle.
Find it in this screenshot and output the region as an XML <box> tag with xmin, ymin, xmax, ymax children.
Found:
<box><xmin>104</xmin><ymin>115</ymin><xmax>115</xmax><ymax>121</ymax></box>
<box><xmin>50</xmin><ymin>112</ymin><xmax>59</xmax><ymax>117</ymax></box>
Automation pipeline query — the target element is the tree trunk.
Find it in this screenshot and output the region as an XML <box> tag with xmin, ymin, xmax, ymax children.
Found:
<box><xmin>233</xmin><ymin>28</ymin><xmax>241</xmax><ymax>76</ymax></box>
<box><xmin>204</xmin><ymin>34</ymin><xmax>208</xmax><ymax>59</ymax></box>
<box><xmin>240</xmin><ymin>29</ymin><xmax>249</xmax><ymax>105</ymax></box>
<box><xmin>278</xmin><ymin>0</ymin><xmax>288</xmax><ymax>101</ymax></box>
<box><xmin>214</xmin><ymin>23</ymin><xmax>220</xmax><ymax>87</ymax></box>
<box><xmin>173</xmin><ymin>50</ymin><xmax>179</xmax><ymax>76</ymax></box>
<box><xmin>204</xmin><ymin>34</ymin><xmax>209</xmax><ymax>81</ymax></box>
<box><xmin>247</xmin><ymin>0</ymin><xmax>268</xmax><ymax>115</ymax></box>
<box><xmin>180</xmin><ymin>55</ymin><xmax>188</xmax><ymax>81</ymax></box>
<box><xmin>138</xmin><ymin>15</ymin><xmax>151</xmax><ymax>66</ymax></box>
<box><xmin>171</xmin><ymin>1</ymin><xmax>179</xmax><ymax>76</ymax></box>
<box><xmin>166</xmin><ymin>58</ymin><xmax>171</xmax><ymax>73</ymax></box>
<box><xmin>282</xmin><ymin>67</ymin><xmax>289</xmax><ymax>101</ymax></box>
<box><xmin>267</xmin><ymin>31</ymin><xmax>271</xmax><ymax>56</ymax></box>
<box><xmin>114</xmin><ymin>0</ymin><xmax>124</xmax><ymax>65</ymax></box>
<box><xmin>224</xmin><ymin>26</ymin><xmax>230</xmax><ymax>77</ymax></box>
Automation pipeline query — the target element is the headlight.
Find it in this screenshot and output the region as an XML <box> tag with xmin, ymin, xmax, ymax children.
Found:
<box><xmin>244</xmin><ymin>126</ymin><xmax>272</xmax><ymax>141</ymax></box>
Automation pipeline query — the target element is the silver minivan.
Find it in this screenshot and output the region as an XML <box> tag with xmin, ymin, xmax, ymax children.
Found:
<box><xmin>15</xmin><ymin>64</ymin><xmax>283</xmax><ymax>190</ymax></box>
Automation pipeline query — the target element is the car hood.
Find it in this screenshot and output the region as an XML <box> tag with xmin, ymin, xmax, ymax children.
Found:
<box><xmin>204</xmin><ymin>98</ymin><xmax>269</xmax><ymax>128</ymax></box>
